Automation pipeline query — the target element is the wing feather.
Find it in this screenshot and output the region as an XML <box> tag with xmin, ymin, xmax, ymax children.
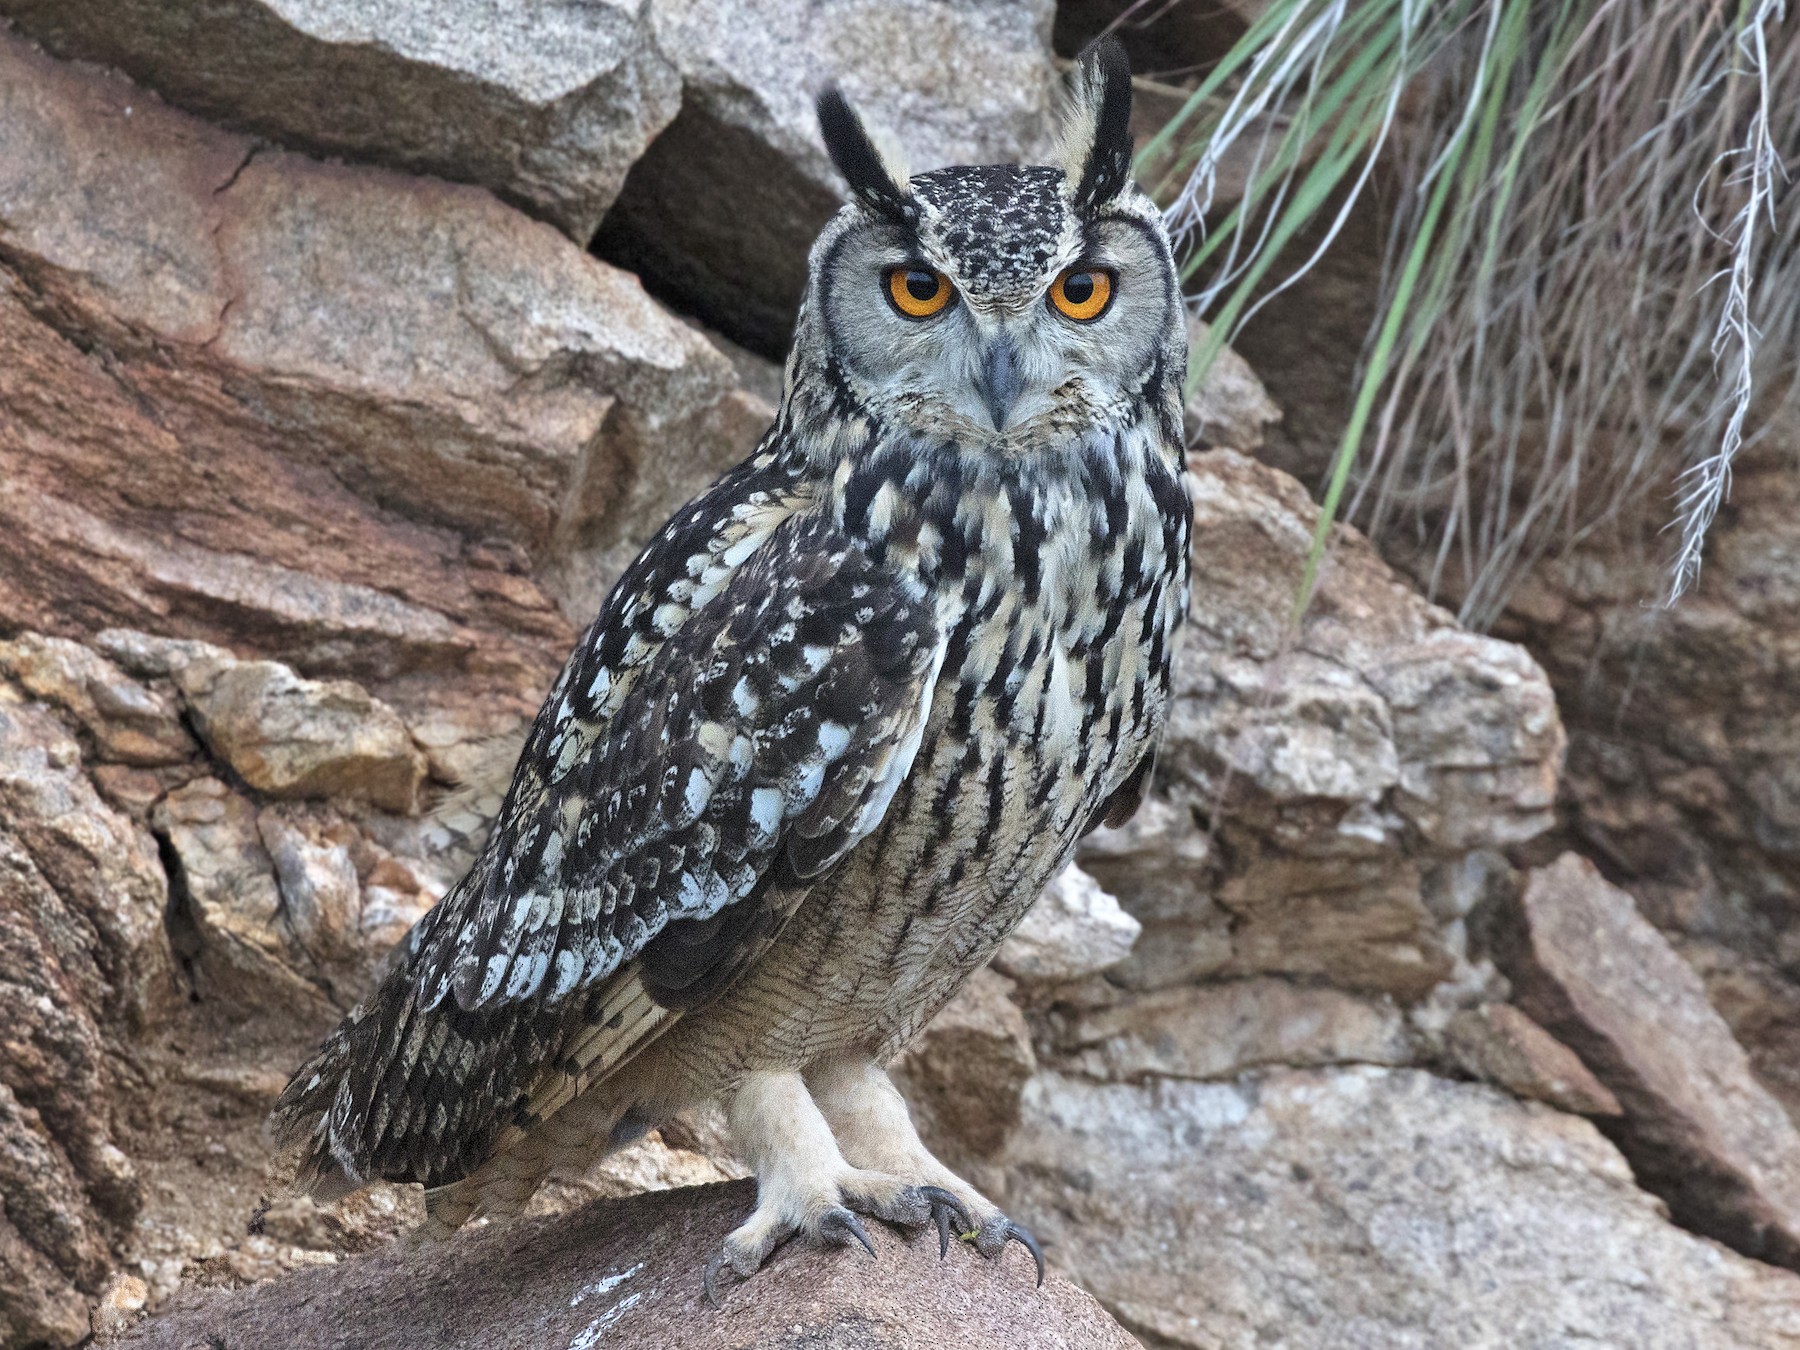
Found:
<box><xmin>272</xmin><ymin>496</ymin><xmax>949</xmax><ymax>1190</ymax></box>
<box><xmin>423</xmin><ymin>514</ymin><xmax>944</xmax><ymax>1013</ymax></box>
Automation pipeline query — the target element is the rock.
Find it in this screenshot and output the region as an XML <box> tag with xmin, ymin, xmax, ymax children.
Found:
<box><xmin>0</xmin><ymin>0</ymin><xmax>682</xmax><ymax>242</ymax></box>
<box><xmin>0</xmin><ymin>31</ymin><xmax>761</xmax><ymax>738</ymax></box>
<box><xmin>1056</xmin><ymin>0</ymin><xmax>1251</xmax><ymax>87</ymax></box>
<box><xmin>1184</xmin><ymin>317</ymin><xmax>1283</xmax><ymax>453</ymax></box>
<box><xmin>257</xmin><ymin>813</ymin><xmax>367</xmax><ymax>969</ymax></box>
<box><xmin>0</xmin><ymin>697</ymin><xmax>174</xmax><ymax>1349</ymax></box>
<box><xmin>993</xmin><ymin>1066</ymin><xmax>1800</xmax><ymax>1349</ymax></box>
<box><xmin>892</xmin><ymin>968</ymin><xmax>1038</xmax><ymax>1160</ymax></box>
<box><xmin>0</xmin><ymin>634</ymin><xmax>195</xmax><ymax>767</ymax></box>
<box><xmin>175</xmin><ymin>659</ymin><xmax>426</xmax><ymax>814</ymax></box>
<box><xmin>91</xmin><ymin>1271</ymin><xmax>149</xmax><ymax>1340</ymax></box>
<box><xmin>565</xmin><ymin>1126</ymin><xmax>746</xmax><ymax>1205</ymax></box>
<box><xmin>153</xmin><ymin>778</ymin><xmax>329</xmax><ymax>1015</ymax></box>
<box><xmin>1474</xmin><ymin>435</ymin><xmax>1800</xmax><ymax>1125</ymax></box>
<box><xmin>595</xmin><ymin>0</ymin><xmax>1060</xmax><ymax>354</ymax></box>
<box><xmin>1132</xmin><ymin>450</ymin><xmax>1563</xmax><ymax>1001</ymax></box>
<box><xmin>152</xmin><ymin>775</ymin><xmax>442</xmax><ymax>1016</ymax></box>
<box><xmin>994</xmin><ymin>864</ymin><xmax>1141</xmax><ymax>983</ymax></box>
<box><xmin>1442</xmin><ymin>1001</ymin><xmax>1622</xmax><ymax>1118</ymax></box>
<box><xmin>1684</xmin><ymin>939</ymin><xmax>1800</xmax><ymax>1131</ymax></box>
<box><xmin>1053</xmin><ymin>978</ymin><xmax>1412</xmax><ymax>1083</ymax></box>
<box><xmin>120</xmin><ymin>1181</ymin><xmax>1137</xmax><ymax>1350</ymax></box>
<box><xmin>1491</xmin><ymin>853</ymin><xmax>1800</xmax><ymax>1270</ymax></box>
<box><xmin>0</xmin><ymin>698</ymin><xmax>175</xmax><ymax>1029</ymax></box>
<box><xmin>1074</xmin><ymin>798</ymin><xmax>1228</xmax><ymax>991</ymax></box>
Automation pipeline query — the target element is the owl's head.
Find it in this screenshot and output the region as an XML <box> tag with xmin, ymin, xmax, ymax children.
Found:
<box><xmin>790</xmin><ymin>39</ymin><xmax>1183</xmax><ymax>451</ymax></box>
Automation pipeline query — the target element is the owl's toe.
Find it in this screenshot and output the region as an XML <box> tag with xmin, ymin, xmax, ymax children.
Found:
<box><xmin>815</xmin><ymin>1205</ymin><xmax>878</xmax><ymax>1257</ymax></box>
<box><xmin>970</xmin><ymin>1213</ymin><xmax>1046</xmax><ymax>1286</ymax></box>
<box><xmin>702</xmin><ymin>1220</ymin><xmax>789</xmax><ymax>1306</ymax></box>
<box><xmin>913</xmin><ymin>1185</ymin><xmax>973</xmax><ymax>1258</ymax></box>
<box><xmin>837</xmin><ymin>1171</ymin><xmax>937</xmax><ymax>1227</ymax></box>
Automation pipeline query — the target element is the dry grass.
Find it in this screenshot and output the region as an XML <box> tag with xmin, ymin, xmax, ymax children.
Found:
<box><xmin>1148</xmin><ymin>0</ymin><xmax>1799</xmax><ymax>623</ymax></box>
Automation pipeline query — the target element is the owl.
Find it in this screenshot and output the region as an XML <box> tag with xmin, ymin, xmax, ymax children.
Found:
<box><xmin>271</xmin><ymin>37</ymin><xmax>1190</xmax><ymax>1299</ymax></box>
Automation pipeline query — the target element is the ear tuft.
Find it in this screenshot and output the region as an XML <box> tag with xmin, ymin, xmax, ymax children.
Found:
<box><xmin>1057</xmin><ymin>37</ymin><xmax>1134</xmax><ymax>209</ymax></box>
<box><xmin>817</xmin><ymin>87</ymin><xmax>916</xmax><ymax>224</ymax></box>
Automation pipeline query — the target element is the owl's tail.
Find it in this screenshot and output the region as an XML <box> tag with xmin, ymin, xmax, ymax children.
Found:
<box><xmin>264</xmin><ymin>911</ymin><xmax>434</xmax><ymax>1200</ymax></box>
<box><xmin>264</xmin><ymin>998</ymin><xmax>381</xmax><ymax>1202</ymax></box>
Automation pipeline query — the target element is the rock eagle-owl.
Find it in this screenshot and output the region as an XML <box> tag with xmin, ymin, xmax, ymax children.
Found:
<box><xmin>272</xmin><ymin>37</ymin><xmax>1190</xmax><ymax>1296</ymax></box>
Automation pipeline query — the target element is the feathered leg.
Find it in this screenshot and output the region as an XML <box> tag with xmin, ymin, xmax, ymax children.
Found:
<box><xmin>805</xmin><ymin>1056</ymin><xmax>1043</xmax><ymax>1282</ymax></box>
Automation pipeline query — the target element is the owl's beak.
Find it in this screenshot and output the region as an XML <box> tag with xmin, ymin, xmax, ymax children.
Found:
<box><xmin>974</xmin><ymin>337</ymin><xmax>1023</xmax><ymax>432</ymax></box>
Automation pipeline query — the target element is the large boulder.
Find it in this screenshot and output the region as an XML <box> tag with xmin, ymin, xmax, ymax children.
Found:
<box><xmin>595</xmin><ymin>0</ymin><xmax>1061</xmax><ymax>354</ymax></box>
<box><xmin>0</xmin><ymin>0</ymin><xmax>681</xmax><ymax>242</ymax></box>
<box><xmin>117</xmin><ymin>1181</ymin><xmax>1138</xmax><ymax>1350</ymax></box>
<box><xmin>995</xmin><ymin>1066</ymin><xmax>1800</xmax><ymax>1349</ymax></box>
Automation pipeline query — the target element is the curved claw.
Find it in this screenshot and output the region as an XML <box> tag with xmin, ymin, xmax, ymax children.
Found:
<box><xmin>1003</xmin><ymin>1221</ymin><xmax>1046</xmax><ymax>1288</ymax></box>
<box><xmin>915</xmin><ymin>1186</ymin><xmax>971</xmax><ymax>1260</ymax></box>
<box><xmin>819</xmin><ymin>1206</ymin><xmax>877</xmax><ymax>1258</ymax></box>
<box><xmin>702</xmin><ymin>1251</ymin><xmax>735</xmax><ymax>1309</ymax></box>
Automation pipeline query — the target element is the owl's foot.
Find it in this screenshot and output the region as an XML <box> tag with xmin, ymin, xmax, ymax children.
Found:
<box><xmin>805</xmin><ymin>1057</ymin><xmax>1047</xmax><ymax>1286</ymax></box>
<box><xmin>708</xmin><ymin>1071</ymin><xmax>928</xmax><ymax>1306</ymax></box>
<box><xmin>704</xmin><ymin>1163</ymin><xmax>940</xmax><ymax>1306</ymax></box>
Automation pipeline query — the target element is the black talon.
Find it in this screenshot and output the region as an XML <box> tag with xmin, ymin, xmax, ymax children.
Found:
<box><xmin>820</xmin><ymin>1207</ymin><xmax>877</xmax><ymax>1258</ymax></box>
<box><xmin>1003</xmin><ymin>1221</ymin><xmax>1046</xmax><ymax>1287</ymax></box>
<box><xmin>916</xmin><ymin>1186</ymin><xmax>970</xmax><ymax>1260</ymax></box>
<box><xmin>702</xmin><ymin>1252</ymin><xmax>732</xmax><ymax>1308</ymax></box>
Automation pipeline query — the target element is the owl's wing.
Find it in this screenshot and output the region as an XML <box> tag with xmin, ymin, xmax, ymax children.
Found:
<box><xmin>274</xmin><ymin>508</ymin><xmax>948</xmax><ymax>1191</ymax></box>
<box><xmin>413</xmin><ymin>509</ymin><xmax>948</xmax><ymax>1017</ymax></box>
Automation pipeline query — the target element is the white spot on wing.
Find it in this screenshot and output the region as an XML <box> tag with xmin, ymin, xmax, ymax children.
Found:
<box><xmin>683</xmin><ymin>765</ymin><xmax>713</xmax><ymax>818</ymax></box>
<box><xmin>550</xmin><ymin>948</ymin><xmax>584</xmax><ymax>999</ymax></box>
<box><xmin>478</xmin><ymin>953</ymin><xmax>508</xmax><ymax>1003</ymax></box>
<box><xmin>749</xmin><ymin>787</ymin><xmax>783</xmax><ymax>844</ymax></box>
<box><xmin>817</xmin><ymin>721</ymin><xmax>851</xmax><ymax>760</ymax></box>
<box><xmin>731</xmin><ymin>677</ymin><xmax>759</xmax><ymax>716</ymax></box>
<box><xmin>792</xmin><ymin>761</ymin><xmax>825</xmax><ymax>806</ymax></box>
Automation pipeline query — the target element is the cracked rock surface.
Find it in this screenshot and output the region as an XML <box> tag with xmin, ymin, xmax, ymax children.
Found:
<box><xmin>0</xmin><ymin>0</ymin><xmax>681</xmax><ymax>241</ymax></box>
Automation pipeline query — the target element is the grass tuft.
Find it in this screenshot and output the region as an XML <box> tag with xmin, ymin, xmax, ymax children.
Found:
<box><xmin>1150</xmin><ymin>0</ymin><xmax>1800</xmax><ymax>623</ymax></box>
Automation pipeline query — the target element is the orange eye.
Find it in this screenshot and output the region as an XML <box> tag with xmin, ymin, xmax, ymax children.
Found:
<box><xmin>1049</xmin><ymin>268</ymin><xmax>1114</xmax><ymax>321</ymax></box>
<box><xmin>886</xmin><ymin>267</ymin><xmax>953</xmax><ymax>319</ymax></box>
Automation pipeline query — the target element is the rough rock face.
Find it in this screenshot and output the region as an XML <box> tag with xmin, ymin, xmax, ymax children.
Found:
<box><xmin>1479</xmin><ymin>435</ymin><xmax>1800</xmax><ymax>1138</ymax></box>
<box><xmin>118</xmin><ymin>1181</ymin><xmax>1138</xmax><ymax>1350</ymax></box>
<box><xmin>0</xmin><ymin>695</ymin><xmax>174</xmax><ymax>1347</ymax></box>
<box><xmin>595</xmin><ymin>0</ymin><xmax>1060</xmax><ymax>354</ymax></box>
<box><xmin>1103</xmin><ymin>450</ymin><xmax>1563</xmax><ymax>1002</ymax></box>
<box><xmin>1492</xmin><ymin>853</ymin><xmax>1800</xmax><ymax>1270</ymax></box>
<box><xmin>0</xmin><ymin>0</ymin><xmax>682</xmax><ymax>242</ymax></box>
<box><xmin>0</xmin><ymin>27</ymin><xmax>765</xmax><ymax>688</ymax></box>
<box><xmin>892</xmin><ymin>969</ymin><xmax>1038</xmax><ymax>1161</ymax></box>
<box><xmin>995</xmin><ymin>1067</ymin><xmax>1800</xmax><ymax>1349</ymax></box>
